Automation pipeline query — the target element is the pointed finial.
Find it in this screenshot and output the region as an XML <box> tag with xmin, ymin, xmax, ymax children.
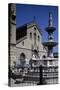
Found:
<box><xmin>49</xmin><ymin>12</ymin><xmax>53</xmax><ymax>27</ymax></box>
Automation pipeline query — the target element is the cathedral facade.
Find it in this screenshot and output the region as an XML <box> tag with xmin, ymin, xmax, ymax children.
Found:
<box><xmin>16</xmin><ymin>21</ymin><xmax>47</xmax><ymax>66</ymax></box>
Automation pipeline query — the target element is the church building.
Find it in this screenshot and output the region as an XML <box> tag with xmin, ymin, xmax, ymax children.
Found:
<box><xmin>16</xmin><ymin>21</ymin><xmax>47</xmax><ymax>66</ymax></box>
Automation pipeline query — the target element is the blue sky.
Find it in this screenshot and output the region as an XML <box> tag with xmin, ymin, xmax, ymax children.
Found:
<box><xmin>16</xmin><ymin>4</ymin><xmax>58</xmax><ymax>52</ymax></box>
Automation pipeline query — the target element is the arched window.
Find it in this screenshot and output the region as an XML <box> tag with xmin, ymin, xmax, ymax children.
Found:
<box><xmin>30</xmin><ymin>32</ymin><xmax>32</xmax><ymax>39</ymax></box>
<box><xmin>33</xmin><ymin>50</ymin><xmax>38</xmax><ymax>58</ymax></box>
<box><xmin>20</xmin><ymin>53</ymin><xmax>26</xmax><ymax>65</ymax></box>
<box><xmin>43</xmin><ymin>55</ymin><xmax>46</xmax><ymax>58</ymax></box>
<box><xmin>34</xmin><ymin>27</ymin><xmax>36</xmax><ymax>31</ymax></box>
<box><xmin>12</xmin><ymin>15</ymin><xmax>16</xmax><ymax>21</ymax></box>
<box><xmin>22</xmin><ymin>41</ymin><xmax>24</xmax><ymax>46</ymax></box>
<box><xmin>34</xmin><ymin>33</ymin><xmax>36</xmax><ymax>40</ymax></box>
<box><xmin>38</xmin><ymin>35</ymin><xmax>40</xmax><ymax>41</ymax></box>
<box><xmin>20</xmin><ymin>53</ymin><xmax>26</xmax><ymax>60</ymax></box>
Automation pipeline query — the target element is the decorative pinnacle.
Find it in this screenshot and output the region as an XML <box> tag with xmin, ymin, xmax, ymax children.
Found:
<box><xmin>49</xmin><ymin>12</ymin><xmax>53</xmax><ymax>27</ymax></box>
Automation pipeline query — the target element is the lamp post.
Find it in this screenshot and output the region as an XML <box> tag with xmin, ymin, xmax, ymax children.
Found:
<box><xmin>37</xmin><ymin>65</ymin><xmax>43</xmax><ymax>85</ymax></box>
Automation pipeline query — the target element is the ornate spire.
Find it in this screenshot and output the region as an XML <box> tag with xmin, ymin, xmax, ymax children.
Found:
<box><xmin>49</xmin><ymin>12</ymin><xmax>53</xmax><ymax>27</ymax></box>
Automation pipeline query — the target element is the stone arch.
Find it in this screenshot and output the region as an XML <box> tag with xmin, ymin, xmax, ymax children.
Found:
<box><xmin>30</xmin><ymin>32</ymin><xmax>32</xmax><ymax>39</ymax></box>
<box><xmin>33</xmin><ymin>49</ymin><xmax>38</xmax><ymax>58</ymax></box>
<box><xmin>43</xmin><ymin>55</ymin><xmax>46</xmax><ymax>58</ymax></box>
<box><xmin>20</xmin><ymin>53</ymin><xmax>26</xmax><ymax>65</ymax></box>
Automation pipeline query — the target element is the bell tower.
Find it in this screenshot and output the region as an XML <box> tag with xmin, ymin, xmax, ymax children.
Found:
<box><xmin>9</xmin><ymin>4</ymin><xmax>16</xmax><ymax>67</ymax></box>
<box><xmin>10</xmin><ymin>4</ymin><xmax>16</xmax><ymax>44</ymax></box>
